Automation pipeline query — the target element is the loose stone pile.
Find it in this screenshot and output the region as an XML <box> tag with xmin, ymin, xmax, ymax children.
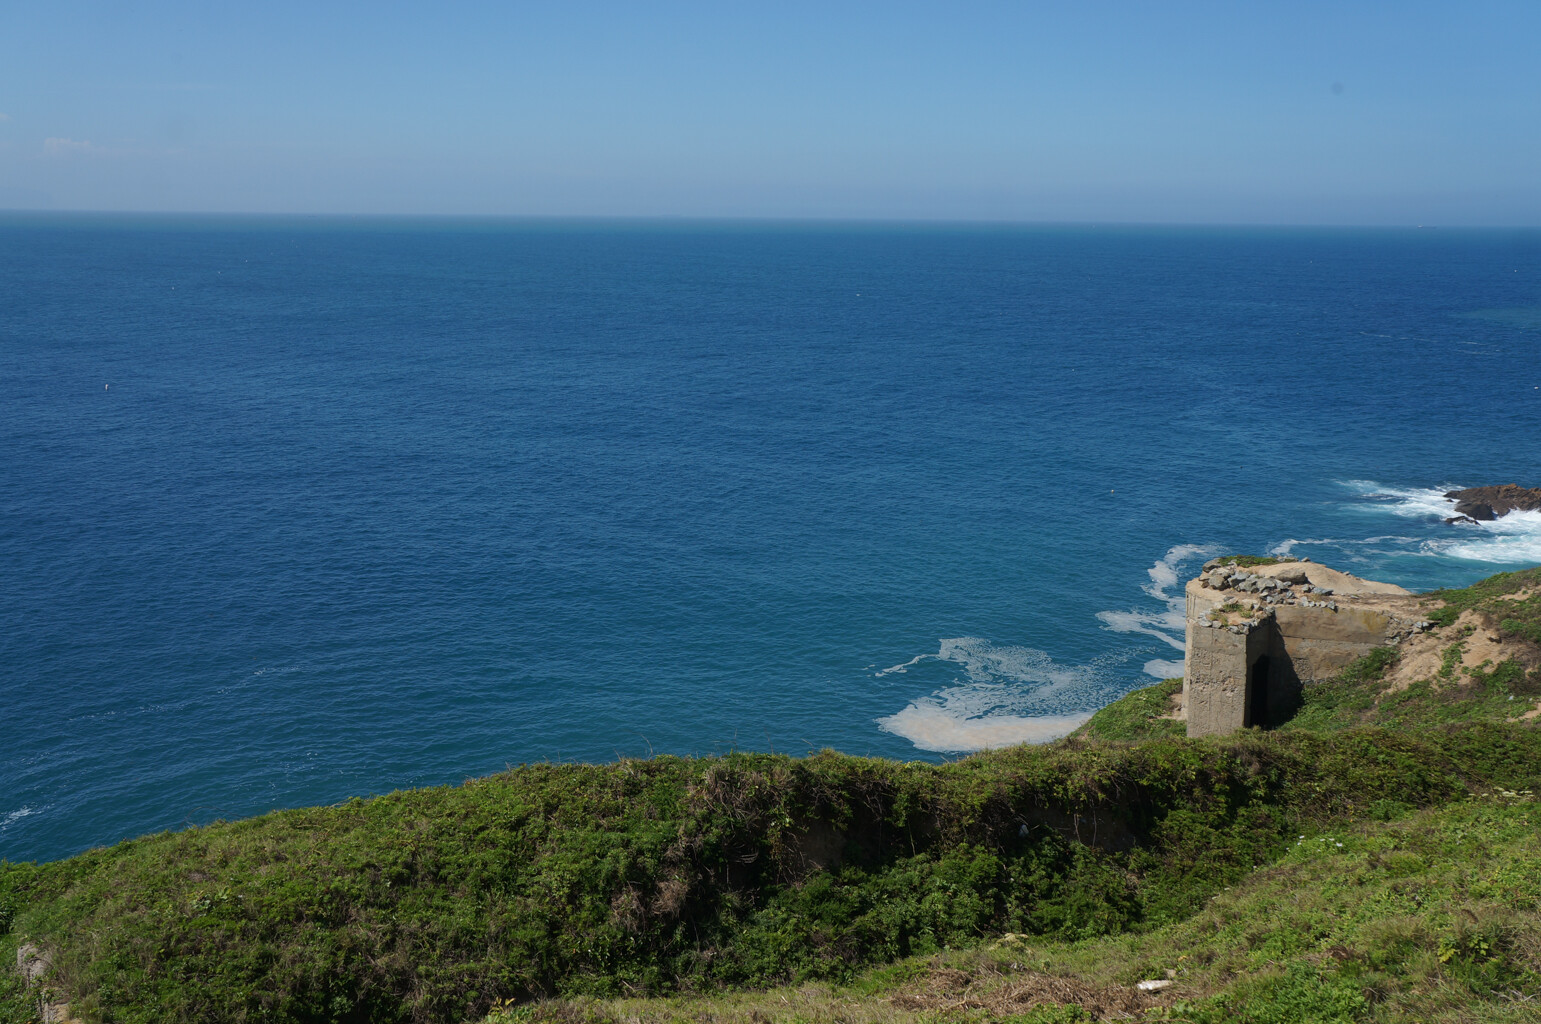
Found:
<box><xmin>1194</xmin><ymin>560</ymin><xmax>1436</xmax><ymax>641</ymax></box>
<box><xmin>1198</xmin><ymin>613</ymin><xmax>1260</xmax><ymax>634</ymax></box>
<box><xmin>1197</xmin><ymin>564</ymin><xmax>1333</xmax><ymax>610</ymax></box>
<box><xmin>1386</xmin><ymin>619</ymin><xmax>1439</xmax><ymax>643</ymax></box>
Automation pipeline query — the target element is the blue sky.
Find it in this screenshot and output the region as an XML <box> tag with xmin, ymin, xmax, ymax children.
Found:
<box><xmin>3</xmin><ymin>1</ymin><xmax>1539</xmax><ymax>223</ymax></box>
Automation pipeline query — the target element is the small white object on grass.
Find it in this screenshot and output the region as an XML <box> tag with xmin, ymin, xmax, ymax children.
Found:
<box><xmin>1136</xmin><ymin>979</ymin><xmax>1173</xmax><ymax>992</ymax></box>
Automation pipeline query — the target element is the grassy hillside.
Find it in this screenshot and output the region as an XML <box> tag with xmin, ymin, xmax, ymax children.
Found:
<box><xmin>1072</xmin><ymin>679</ymin><xmax>1184</xmax><ymax>743</ymax></box>
<box><xmin>1285</xmin><ymin>566</ymin><xmax>1541</xmax><ymax>734</ymax></box>
<box><xmin>481</xmin><ymin>791</ymin><xmax>1541</xmax><ymax>1024</ymax></box>
<box><xmin>4</xmin><ymin>568</ymin><xmax>1540</xmax><ymax>1024</ymax></box>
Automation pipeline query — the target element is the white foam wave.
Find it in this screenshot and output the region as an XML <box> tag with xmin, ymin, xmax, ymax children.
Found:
<box><xmin>1293</xmin><ymin>535</ymin><xmax>1420</xmax><ymax>546</ymax></box>
<box><xmin>1096</xmin><ymin>543</ymin><xmax>1220</xmax><ymax>672</ymax></box>
<box><xmin>1270</xmin><ymin>537</ymin><xmax>1331</xmax><ymax>557</ymax></box>
<box><xmin>1342</xmin><ymin>480</ymin><xmax>1466</xmax><ymax>519</ymax></box>
<box><xmin>1</xmin><ymin>807</ymin><xmax>36</xmax><ymax>830</ymax></box>
<box><xmin>875</xmin><ymin>652</ymin><xmax>930</xmax><ymax>676</ymax></box>
<box><xmin>878</xmin><ymin>637</ymin><xmax>1094</xmax><ymax>692</ymax></box>
<box><xmin>876</xmin><ymin>637</ymin><xmax>1114</xmax><ymax>752</ymax></box>
<box><xmin>878</xmin><ymin>705</ymin><xmax>1092</xmax><ymax>752</ymax></box>
<box><xmin>1345</xmin><ymin>481</ymin><xmax>1541</xmax><ymax>565</ymax></box>
<box><xmin>1437</xmin><ymin>509</ymin><xmax>1541</xmax><ymax>564</ymax></box>
<box><xmin>1143</xmin><ymin>659</ymin><xmax>1186</xmax><ymax>679</ymax></box>
<box><xmin>1144</xmin><ymin>543</ymin><xmax>1219</xmax><ymax>600</ymax></box>
<box><xmin>1095</xmin><ymin>609</ymin><xmax>1186</xmax><ymax>651</ymax></box>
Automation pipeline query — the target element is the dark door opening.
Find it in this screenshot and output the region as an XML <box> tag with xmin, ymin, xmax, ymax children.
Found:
<box><xmin>1248</xmin><ymin>655</ymin><xmax>1272</xmax><ymax>728</ymax></box>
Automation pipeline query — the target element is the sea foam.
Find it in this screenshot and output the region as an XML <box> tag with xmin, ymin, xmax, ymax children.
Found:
<box><xmin>1344</xmin><ymin>481</ymin><xmax>1541</xmax><ymax>565</ymax></box>
<box><xmin>877</xmin><ymin>704</ymin><xmax>1092</xmax><ymax>752</ymax></box>
<box><xmin>1096</xmin><ymin>543</ymin><xmax>1220</xmax><ymax>674</ymax></box>
<box><xmin>1439</xmin><ymin>509</ymin><xmax>1541</xmax><ymax>564</ymax></box>
<box><xmin>1</xmin><ymin>807</ymin><xmax>37</xmax><ymax>831</ymax></box>
<box><xmin>875</xmin><ymin>637</ymin><xmax>1112</xmax><ymax>752</ymax></box>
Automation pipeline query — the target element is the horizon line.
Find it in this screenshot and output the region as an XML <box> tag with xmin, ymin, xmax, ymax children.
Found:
<box><xmin>3</xmin><ymin>208</ymin><xmax>1539</xmax><ymax>231</ymax></box>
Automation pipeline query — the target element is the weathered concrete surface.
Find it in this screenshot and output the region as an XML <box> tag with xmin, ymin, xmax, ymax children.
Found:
<box><xmin>1182</xmin><ymin>560</ymin><xmax>1429</xmax><ymax>738</ymax></box>
<box><xmin>1185</xmin><ymin>608</ymin><xmax>1269</xmax><ymax>737</ymax></box>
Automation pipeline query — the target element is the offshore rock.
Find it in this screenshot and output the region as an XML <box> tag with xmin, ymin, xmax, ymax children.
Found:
<box><xmin>1444</xmin><ymin>484</ymin><xmax>1541</xmax><ymax>521</ymax></box>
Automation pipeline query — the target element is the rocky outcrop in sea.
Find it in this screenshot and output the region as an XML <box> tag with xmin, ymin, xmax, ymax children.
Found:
<box><xmin>1443</xmin><ymin>484</ymin><xmax>1541</xmax><ymax>524</ymax></box>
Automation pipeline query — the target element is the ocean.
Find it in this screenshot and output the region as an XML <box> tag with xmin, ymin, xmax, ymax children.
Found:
<box><xmin>2</xmin><ymin>215</ymin><xmax>1539</xmax><ymax>864</ymax></box>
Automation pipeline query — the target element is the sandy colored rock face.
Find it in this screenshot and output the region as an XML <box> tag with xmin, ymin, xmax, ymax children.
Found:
<box><xmin>1245</xmin><ymin>561</ymin><xmax>1411</xmax><ymax>597</ymax></box>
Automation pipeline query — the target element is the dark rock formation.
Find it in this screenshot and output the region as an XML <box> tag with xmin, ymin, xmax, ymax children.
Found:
<box><xmin>1444</xmin><ymin>485</ymin><xmax>1541</xmax><ymax>521</ymax></box>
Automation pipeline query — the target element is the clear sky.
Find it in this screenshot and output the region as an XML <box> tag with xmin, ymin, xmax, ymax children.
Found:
<box><xmin>3</xmin><ymin>1</ymin><xmax>1539</xmax><ymax>224</ymax></box>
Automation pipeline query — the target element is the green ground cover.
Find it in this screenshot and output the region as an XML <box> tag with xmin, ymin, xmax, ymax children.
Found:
<box><xmin>1208</xmin><ymin>556</ymin><xmax>1285</xmax><ymax>568</ymax></box>
<box><xmin>1423</xmin><ymin>567</ymin><xmax>1541</xmax><ymax>643</ymax></box>
<box><xmin>1072</xmin><ymin>679</ymin><xmax>1183</xmax><ymax>743</ymax></box>
<box><xmin>480</xmin><ymin>792</ymin><xmax>1541</xmax><ymax>1024</ymax></box>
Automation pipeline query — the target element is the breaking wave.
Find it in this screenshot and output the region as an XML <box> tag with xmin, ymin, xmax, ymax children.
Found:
<box><xmin>1339</xmin><ymin>481</ymin><xmax>1541</xmax><ymax>565</ymax></box>
<box><xmin>1440</xmin><ymin>510</ymin><xmax>1541</xmax><ymax>563</ymax></box>
<box><xmin>1341</xmin><ymin>480</ymin><xmax>1467</xmax><ymax>518</ymax></box>
<box><xmin>1095</xmin><ymin>543</ymin><xmax>1220</xmax><ymax>675</ymax></box>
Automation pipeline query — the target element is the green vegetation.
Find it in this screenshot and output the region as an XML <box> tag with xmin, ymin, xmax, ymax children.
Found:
<box><xmin>4</xmin><ymin>568</ymin><xmax>1541</xmax><ymax>1024</ymax></box>
<box><xmin>1211</xmin><ymin>556</ymin><xmax>1284</xmax><ymax>568</ymax></box>
<box><xmin>6</xmin><ymin>726</ymin><xmax>1539</xmax><ymax>1023</ymax></box>
<box><xmin>1281</xmin><ymin>567</ymin><xmax>1541</xmax><ymax>736</ymax></box>
<box><xmin>479</xmin><ymin>792</ymin><xmax>1541</xmax><ymax>1024</ymax></box>
<box><xmin>1423</xmin><ymin>566</ymin><xmax>1541</xmax><ymax>643</ymax></box>
<box><xmin>1290</xmin><ymin>650</ymin><xmax>1540</xmax><ymax>734</ymax></box>
<box><xmin>1073</xmin><ymin>679</ymin><xmax>1184</xmax><ymax>742</ymax></box>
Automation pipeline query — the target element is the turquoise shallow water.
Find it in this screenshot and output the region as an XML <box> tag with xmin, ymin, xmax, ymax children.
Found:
<box><xmin>2</xmin><ymin>216</ymin><xmax>1539</xmax><ymax>863</ymax></box>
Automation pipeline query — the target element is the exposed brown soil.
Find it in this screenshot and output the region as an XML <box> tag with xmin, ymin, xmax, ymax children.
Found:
<box><xmin>1385</xmin><ymin>611</ymin><xmax>1505</xmax><ymax>692</ymax></box>
<box><xmin>887</xmin><ymin>964</ymin><xmax>1178</xmax><ymax>1020</ymax></box>
<box><xmin>1383</xmin><ymin>607</ymin><xmax>1539</xmax><ymax>695</ymax></box>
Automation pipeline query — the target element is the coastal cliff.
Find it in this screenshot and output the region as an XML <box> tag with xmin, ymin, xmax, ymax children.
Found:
<box><xmin>4</xmin><ymin>566</ymin><xmax>1540</xmax><ymax>1024</ymax></box>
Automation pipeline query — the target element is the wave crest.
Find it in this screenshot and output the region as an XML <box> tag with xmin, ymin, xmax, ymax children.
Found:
<box><xmin>1341</xmin><ymin>481</ymin><xmax>1541</xmax><ymax>565</ymax></box>
<box><xmin>1096</xmin><ymin>543</ymin><xmax>1220</xmax><ymax>671</ymax></box>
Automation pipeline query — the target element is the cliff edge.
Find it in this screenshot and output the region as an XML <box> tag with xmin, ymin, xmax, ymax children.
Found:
<box><xmin>1182</xmin><ymin>558</ymin><xmax>1541</xmax><ymax>737</ymax></box>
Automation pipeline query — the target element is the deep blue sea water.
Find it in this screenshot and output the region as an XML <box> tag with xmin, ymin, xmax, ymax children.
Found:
<box><xmin>3</xmin><ymin>215</ymin><xmax>1540</xmax><ymax>863</ymax></box>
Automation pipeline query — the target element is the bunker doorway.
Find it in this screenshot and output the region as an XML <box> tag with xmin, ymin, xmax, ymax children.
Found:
<box><xmin>1249</xmin><ymin>655</ymin><xmax>1272</xmax><ymax>728</ymax></box>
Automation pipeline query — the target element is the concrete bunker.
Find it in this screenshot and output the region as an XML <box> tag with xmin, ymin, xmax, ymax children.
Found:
<box><xmin>1182</xmin><ymin>559</ymin><xmax>1432</xmax><ymax>738</ymax></box>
